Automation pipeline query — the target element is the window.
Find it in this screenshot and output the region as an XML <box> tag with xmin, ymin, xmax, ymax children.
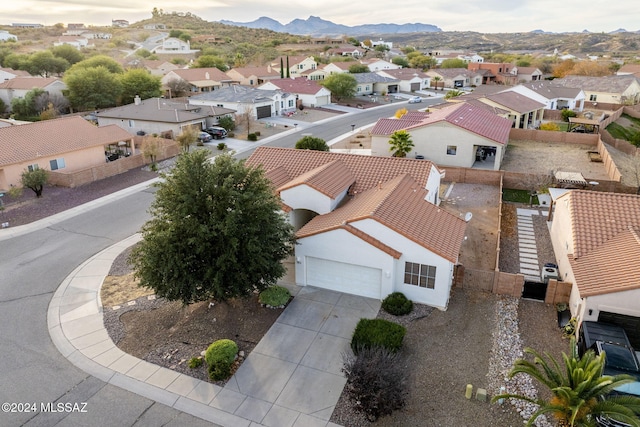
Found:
<box><xmin>27</xmin><ymin>164</ymin><xmax>39</xmax><ymax>172</ymax></box>
<box><xmin>404</xmin><ymin>262</ymin><xmax>436</xmax><ymax>289</ymax></box>
<box><xmin>590</xmin><ymin>94</ymin><xmax>597</xmax><ymax>101</ymax></box>
<box><xmin>288</xmin><ymin>99</ymin><xmax>294</xmax><ymax>108</ymax></box>
<box><xmin>446</xmin><ymin>145</ymin><xmax>457</xmax><ymax>155</ymax></box>
<box><xmin>128</xmin><ymin>119</ymin><xmax>135</xmax><ymax>127</ymax></box>
<box><xmin>49</xmin><ymin>158</ymin><xmax>66</xmax><ymax>171</ymax></box>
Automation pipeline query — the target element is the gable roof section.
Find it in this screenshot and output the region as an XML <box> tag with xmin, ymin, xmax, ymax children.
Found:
<box><xmin>226</xmin><ymin>66</ymin><xmax>280</xmax><ymax>79</ymax></box>
<box><xmin>569</xmin><ymin>226</ymin><xmax>640</xmax><ymax>296</ymax></box>
<box><xmin>190</xmin><ymin>85</ymin><xmax>280</xmax><ymax>103</ymax></box>
<box><xmin>278</xmin><ymin>160</ymin><xmax>355</xmax><ymax>199</ymax></box>
<box><xmin>378</xmin><ymin>68</ymin><xmax>428</xmax><ymax>80</ymax></box>
<box><xmin>521</xmin><ymin>81</ymin><xmax>582</xmax><ymax>99</ymax></box>
<box><xmin>246</xmin><ymin>146</ymin><xmax>439</xmax><ymax>195</ymax></box>
<box><xmin>168</xmin><ymin>67</ymin><xmax>232</xmax><ymax>83</ymax></box>
<box><xmin>482</xmin><ymin>91</ymin><xmax>545</xmax><ymax>113</ymax></box>
<box><xmin>96</xmin><ymin>97</ymin><xmax>234</xmax><ymax>122</ymax></box>
<box><xmin>370</xmin><ymin>118</ymin><xmax>425</xmax><ymax>136</ymax></box>
<box><xmin>297</xmin><ymin>174</ymin><xmax>466</xmax><ymax>262</ymax></box>
<box><xmin>260</xmin><ymin>77</ymin><xmax>325</xmax><ymax>95</ymax></box>
<box><xmin>352</xmin><ymin>72</ymin><xmax>399</xmax><ymax>84</ymax></box>
<box><xmin>553</xmin><ymin>75</ymin><xmax>640</xmax><ymax>93</ymax></box>
<box><xmin>0</xmin><ymin>77</ymin><xmax>63</xmax><ymax>90</ymax></box>
<box><xmin>0</xmin><ymin>116</ymin><xmax>131</xmax><ymax>167</ymax></box>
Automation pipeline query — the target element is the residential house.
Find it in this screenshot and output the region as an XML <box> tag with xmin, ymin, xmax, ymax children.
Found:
<box><xmin>467</xmin><ymin>63</ymin><xmax>517</xmax><ymax>85</ymax></box>
<box><xmin>553</xmin><ymin>75</ymin><xmax>640</xmax><ymax>105</ymax></box>
<box><xmin>0</xmin><ymin>77</ymin><xmax>67</xmax><ymax>112</ymax></box>
<box><xmin>617</xmin><ymin>64</ymin><xmax>640</xmax><ymax>78</ymax></box>
<box><xmin>0</xmin><ymin>30</ymin><xmax>18</xmax><ymax>42</ymax></box>
<box><xmin>0</xmin><ymin>116</ymin><xmax>133</xmax><ymax>190</ymax></box>
<box><xmin>322</xmin><ymin>61</ymin><xmax>359</xmax><ymax>75</ymax></box>
<box><xmin>270</xmin><ymin>56</ymin><xmax>317</xmax><ymax>79</ymax></box>
<box><xmin>111</xmin><ymin>19</ymin><xmax>129</xmax><ymax>28</ymax></box>
<box><xmin>53</xmin><ymin>35</ymin><xmax>89</xmax><ymax>49</ymax></box>
<box><xmin>353</xmin><ymin>72</ymin><xmax>400</xmax><ymax>95</ymax></box>
<box><xmin>245</xmin><ymin>146</ymin><xmax>467</xmax><ymax>310</ymax></box>
<box><xmin>0</xmin><ymin>67</ymin><xmax>30</xmax><ymax>82</ymax></box>
<box><xmin>377</xmin><ymin>68</ymin><xmax>431</xmax><ymax>92</ymax></box>
<box><xmin>361</xmin><ymin>59</ymin><xmax>400</xmax><ymax>72</ymax></box>
<box><xmin>509</xmin><ymin>82</ymin><xmax>585</xmax><ymax>111</ymax></box>
<box><xmin>326</xmin><ymin>45</ymin><xmax>366</xmax><ymax>58</ymax></box>
<box><xmin>426</xmin><ymin>68</ymin><xmax>483</xmax><ymax>88</ymax></box>
<box><xmin>225</xmin><ymin>66</ymin><xmax>281</xmax><ymax>86</ymax></box>
<box><xmin>549</xmin><ymin>190</ymin><xmax>640</xmax><ymax>347</ymax></box>
<box><xmin>472</xmin><ymin>91</ymin><xmax>546</xmax><ymax>129</ymax></box>
<box><xmin>161</xmin><ymin>68</ymin><xmax>233</xmax><ymax>95</ymax></box>
<box><xmin>96</xmin><ymin>96</ymin><xmax>235</xmax><ymax>137</ymax></box>
<box><xmin>370</xmin><ymin>102</ymin><xmax>512</xmax><ymax>170</ymax></box>
<box><xmin>301</xmin><ymin>67</ymin><xmax>327</xmax><ymax>82</ymax></box>
<box><xmin>188</xmin><ymin>85</ymin><xmax>296</xmax><ymax>119</ymax></box>
<box><xmin>369</xmin><ymin>39</ymin><xmax>393</xmax><ymax>50</ymax></box>
<box><xmin>511</xmin><ymin>66</ymin><xmax>543</xmax><ymax>82</ymax></box>
<box><xmin>258</xmin><ymin>78</ymin><xmax>331</xmax><ymax>107</ymax></box>
<box><xmin>458</xmin><ymin>53</ymin><xmax>484</xmax><ymax>63</ymax></box>
<box><xmin>139</xmin><ymin>60</ymin><xmax>179</xmax><ymax>76</ymax></box>
<box><xmin>153</xmin><ymin>37</ymin><xmax>198</xmax><ymax>54</ymax></box>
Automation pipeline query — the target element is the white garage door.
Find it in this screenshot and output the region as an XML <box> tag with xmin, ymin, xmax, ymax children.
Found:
<box><xmin>306</xmin><ymin>257</ymin><xmax>382</xmax><ymax>299</ymax></box>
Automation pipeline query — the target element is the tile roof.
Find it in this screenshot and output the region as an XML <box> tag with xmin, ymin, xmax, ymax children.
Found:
<box><xmin>96</xmin><ymin>97</ymin><xmax>235</xmax><ymax>122</ymax></box>
<box><xmin>378</xmin><ymin>68</ymin><xmax>428</xmax><ymax>80</ymax></box>
<box><xmin>0</xmin><ymin>77</ymin><xmax>63</xmax><ymax>89</ymax></box>
<box><xmin>226</xmin><ymin>66</ymin><xmax>280</xmax><ymax>79</ymax></box>
<box><xmin>429</xmin><ymin>68</ymin><xmax>479</xmax><ymax>79</ymax></box>
<box><xmin>0</xmin><ymin>116</ymin><xmax>132</xmax><ymax>167</ymax></box>
<box><xmin>559</xmin><ymin>190</ymin><xmax>640</xmax><ymax>296</ymax></box>
<box><xmin>260</xmin><ymin>77</ymin><xmax>326</xmax><ymax>95</ymax></box>
<box><xmin>297</xmin><ymin>174</ymin><xmax>466</xmax><ymax>262</ymax></box>
<box><xmin>521</xmin><ymin>81</ymin><xmax>582</xmax><ymax>99</ymax></box>
<box><xmin>246</xmin><ymin>146</ymin><xmax>440</xmax><ymax>196</ymax></box>
<box><xmin>618</xmin><ymin>64</ymin><xmax>640</xmax><ymax>76</ymax></box>
<box><xmin>190</xmin><ymin>85</ymin><xmax>281</xmax><ymax>103</ymax></box>
<box><xmin>278</xmin><ymin>160</ymin><xmax>355</xmax><ymax>199</ymax></box>
<box><xmin>482</xmin><ymin>91</ymin><xmax>546</xmax><ymax>113</ymax></box>
<box><xmin>322</xmin><ymin>62</ymin><xmax>358</xmax><ymax>71</ymax></box>
<box><xmin>0</xmin><ymin>67</ymin><xmax>31</xmax><ymax>77</ymax></box>
<box><xmin>168</xmin><ymin>67</ymin><xmax>232</xmax><ymax>83</ymax></box>
<box><xmin>371</xmin><ymin>102</ymin><xmax>512</xmax><ymax>145</ymax></box>
<box><xmin>352</xmin><ymin>72</ymin><xmax>399</xmax><ymax>84</ymax></box>
<box><xmin>553</xmin><ymin>75</ymin><xmax>640</xmax><ymax>93</ymax></box>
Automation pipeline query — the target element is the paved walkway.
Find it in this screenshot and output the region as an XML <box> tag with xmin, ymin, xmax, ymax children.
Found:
<box><xmin>48</xmin><ymin>234</ymin><xmax>380</xmax><ymax>427</ymax></box>
<box><xmin>516</xmin><ymin>207</ymin><xmax>548</xmax><ymax>280</ymax></box>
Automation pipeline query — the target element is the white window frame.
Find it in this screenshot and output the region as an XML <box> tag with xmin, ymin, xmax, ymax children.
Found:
<box><xmin>404</xmin><ymin>262</ymin><xmax>436</xmax><ymax>289</ymax></box>
<box><xmin>447</xmin><ymin>145</ymin><xmax>457</xmax><ymax>155</ymax></box>
<box><xmin>49</xmin><ymin>158</ymin><xmax>66</xmax><ymax>171</ymax></box>
<box><xmin>27</xmin><ymin>164</ymin><xmax>39</xmax><ymax>172</ymax></box>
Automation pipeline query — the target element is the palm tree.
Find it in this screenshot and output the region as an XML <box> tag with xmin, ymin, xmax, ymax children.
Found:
<box><xmin>431</xmin><ymin>76</ymin><xmax>443</xmax><ymax>91</ymax></box>
<box><xmin>444</xmin><ymin>89</ymin><xmax>465</xmax><ymax>100</ymax></box>
<box><xmin>492</xmin><ymin>338</ymin><xmax>640</xmax><ymax>427</ymax></box>
<box><xmin>388</xmin><ymin>130</ymin><xmax>414</xmax><ymax>158</ymax></box>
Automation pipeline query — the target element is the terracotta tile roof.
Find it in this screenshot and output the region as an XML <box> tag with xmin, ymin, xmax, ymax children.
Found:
<box><xmin>226</xmin><ymin>66</ymin><xmax>280</xmax><ymax>78</ymax></box>
<box><xmin>169</xmin><ymin>68</ymin><xmax>232</xmax><ymax>83</ymax></box>
<box><xmin>0</xmin><ymin>67</ymin><xmax>30</xmax><ymax>77</ymax></box>
<box><xmin>264</xmin><ymin>165</ymin><xmax>291</xmax><ymax>189</ymax></box>
<box><xmin>482</xmin><ymin>91</ymin><xmax>546</xmax><ymax>113</ymax></box>
<box><xmin>0</xmin><ymin>116</ymin><xmax>132</xmax><ymax>167</ymax></box>
<box><xmin>322</xmin><ymin>62</ymin><xmax>358</xmax><ymax>71</ymax></box>
<box><xmin>297</xmin><ymin>174</ymin><xmax>466</xmax><ymax>262</ymax></box>
<box><xmin>246</xmin><ymin>146</ymin><xmax>440</xmax><ymax>195</ymax></box>
<box><xmin>0</xmin><ymin>77</ymin><xmax>63</xmax><ymax>89</ymax></box>
<box><xmin>371</xmin><ymin>102</ymin><xmax>512</xmax><ymax>145</ymax></box>
<box><xmin>569</xmin><ymin>227</ymin><xmax>640</xmax><ymax>296</ymax></box>
<box><xmin>278</xmin><ymin>160</ymin><xmax>355</xmax><ymax>199</ymax></box>
<box><xmin>260</xmin><ymin>77</ymin><xmax>326</xmax><ymax>95</ymax></box>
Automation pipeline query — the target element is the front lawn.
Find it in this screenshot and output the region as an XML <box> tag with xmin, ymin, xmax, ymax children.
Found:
<box><xmin>606</xmin><ymin>114</ymin><xmax>640</xmax><ymax>146</ymax></box>
<box><xmin>502</xmin><ymin>188</ymin><xmax>539</xmax><ymax>204</ymax></box>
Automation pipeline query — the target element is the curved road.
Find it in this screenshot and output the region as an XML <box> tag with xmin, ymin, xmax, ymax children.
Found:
<box><xmin>0</xmin><ymin>99</ymin><xmax>440</xmax><ymax>426</ymax></box>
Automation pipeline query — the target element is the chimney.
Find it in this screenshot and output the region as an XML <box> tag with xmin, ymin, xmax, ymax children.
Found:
<box><xmin>134</xmin><ymin>95</ymin><xmax>141</xmax><ymax>105</ymax></box>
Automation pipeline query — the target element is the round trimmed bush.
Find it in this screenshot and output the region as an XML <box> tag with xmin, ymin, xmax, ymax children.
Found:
<box><xmin>259</xmin><ymin>286</ymin><xmax>290</xmax><ymax>307</ymax></box>
<box><xmin>381</xmin><ymin>292</ymin><xmax>413</xmax><ymax>316</ymax></box>
<box><xmin>204</xmin><ymin>339</ymin><xmax>238</xmax><ymax>381</ymax></box>
<box><xmin>248</xmin><ymin>133</ymin><xmax>258</xmax><ymax>141</ymax></box>
<box><xmin>351</xmin><ymin>318</ymin><xmax>406</xmax><ymax>354</ymax></box>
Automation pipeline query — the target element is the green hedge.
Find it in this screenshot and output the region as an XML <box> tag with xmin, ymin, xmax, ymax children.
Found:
<box><xmin>259</xmin><ymin>285</ymin><xmax>290</xmax><ymax>307</ymax></box>
<box><xmin>204</xmin><ymin>339</ymin><xmax>238</xmax><ymax>380</ymax></box>
<box><xmin>381</xmin><ymin>292</ymin><xmax>413</xmax><ymax>316</ymax></box>
<box><xmin>351</xmin><ymin>318</ymin><xmax>406</xmax><ymax>354</ymax></box>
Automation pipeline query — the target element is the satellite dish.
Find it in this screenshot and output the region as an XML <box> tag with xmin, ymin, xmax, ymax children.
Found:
<box><xmin>464</xmin><ymin>212</ymin><xmax>473</xmax><ymax>222</ymax></box>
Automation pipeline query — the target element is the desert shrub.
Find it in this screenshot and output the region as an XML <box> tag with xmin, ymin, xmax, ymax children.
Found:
<box><xmin>254</xmin><ymin>131</ymin><xmax>261</xmax><ymax>136</ymax></box>
<box><xmin>188</xmin><ymin>357</ymin><xmax>203</xmax><ymax>368</ymax></box>
<box><xmin>205</xmin><ymin>339</ymin><xmax>238</xmax><ymax>380</ymax></box>
<box><xmin>248</xmin><ymin>133</ymin><xmax>258</xmax><ymax>141</ymax></box>
<box><xmin>217</xmin><ymin>142</ymin><xmax>227</xmax><ymax>150</ymax></box>
<box><xmin>259</xmin><ymin>285</ymin><xmax>290</xmax><ymax>307</ymax></box>
<box><xmin>539</xmin><ymin>122</ymin><xmax>561</xmax><ymax>131</ymax></box>
<box><xmin>381</xmin><ymin>292</ymin><xmax>413</xmax><ymax>316</ymax></box>
<box><xmin>218</xmin><ymin>116</ymin><xmax>235</xmax><ymax>131</ymax></box>
<box><xmin>351</xmin><ymin>318</ymin><xmax>406</xmax><ymax>354</ymax></box>
<box><xmin>561</xmin><ymin>109</ymin><xmax>577</xmax><ymax>121</ymax></box>
<box><xmin>342</xmin><ymin>346</ymin><xmax>408</xmax><ymax>421</ymax></box>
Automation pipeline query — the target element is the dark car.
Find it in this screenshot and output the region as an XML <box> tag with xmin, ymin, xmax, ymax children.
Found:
<box><xmin>197</xmin><ymin>132</ymin><xmax>213</xmax><ymax>142</ymax></box>
<box><xmin>205</xmin><ymin>126</ymin><xmax>228</xmax><ymax>139</ymax></box>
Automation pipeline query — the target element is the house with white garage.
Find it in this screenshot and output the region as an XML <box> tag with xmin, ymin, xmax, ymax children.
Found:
<box><xmin>426</xmin><ymin>68</ymin><xmax>483</xmax><ymax>89</ymax></box>
<box><xmin>371</xmin><ymin>102</ymin><xmax>512</xmax><ymax>170</ymax></box>
<box><xmin>258</xmin><ymin>77</ymin><xmax>331</xmax><ymax>107</ymax></box>
<box><xmin>508</xmin><ymin>82</ymin><xmax>585</xmax><ymax>111</ymax></box>
<box><xmin>189</xmin><ymin>85</ymin><xmax>296</xmax><ymax>119</ymax></box>
<box><xmin>161</xmin><ymin>68</ymin><xmax>233</xmax><ymax>95</ymax></box>
<box><xmin>473</xmin><ymin>91</ymin><xmax>546</xmax><ymax>129</ymax></box>
<box><xmin>553</xmin><ymin>75</ymin><xmax>640</xmax><ymax>105</ymax></box>
<box><xmin>377</xmin><ymin>68</ymin><xmax>431</xmax><ymax>92</ymax></box>
<box><xmin>549</xmin><ymin>190</ymin><xmax>640</xmax><ymax>348</ymax></box>
<box><xmin>246</xmin><ymin>147</ymin><xmax>467</xmax><ymax>310</ymax></box>
<box><xmin>353</xmin><ymin>72</ymin><xmax>400</xmax><ymax>95</ymax></box>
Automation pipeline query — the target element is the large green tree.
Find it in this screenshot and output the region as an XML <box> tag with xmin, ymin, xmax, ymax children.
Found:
<box><xmin>65</xmin><ymin>66</ymin><xmax>122</xmax><ymax>111</ymax></box>
<box><xmin>440</xmin><ymin>58</ymin><xmax>467</xmax><ymax>69</ymax></box>
<box><xmin>321</xmin><ymin>73</ymin><xmax>357</xmax><ymax>102</ymax></box>
<box><xmin>191</xmin><ymin>55</ymin><xmax>228</xmax><ymax>71</ymax></box>
<box><xmin>119</xmin><ymin>69</ymin><xmax>162</xmax><ymax>105</ymax></box>
<box><xmin>130</xmin><ymin>151</ymin><xmax>295</xmax><ymax>305</ymax></box>
<box><xmin>388</xmin><ymin>130</ymin><xmax>414</xmax><ymax>158</ymax></box>
<box><xmin>51</xmin><ymin>44</ymin><xmax>84</xmax><ymax>65</ymax></box>
<box><xmin>27</xmin><ymin>51</ymin><xmax>69</xmax><ymax>77</ymax></box>
<box><xmin>67</xmin><ymin>55</ymin><xmax>124</xmax><ymax>74</ymax></box>
<box><xmin>295</xmin><ymin>135</ymin><xmax>329</xmax><ymax>151</ymax></box>
<box><xmin>493</xmin><ymin>338</ymin><xmax>640</xmax><ymax>427</ymax></box>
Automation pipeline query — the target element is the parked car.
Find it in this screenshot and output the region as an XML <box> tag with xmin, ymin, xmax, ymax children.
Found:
<box><xmin>205</xmin><ymin>126</ymin><xmax>228</xmax><ymax>139</ymax></box>
<box><xmin>408</xmin><ymin>96</ymin><xmax>422</xmax><ymax>104</ymax></box>
<box><xmin>197</xmin><ymin>132</ymin><xmax>213</xmax><ymax>142</ymax></box>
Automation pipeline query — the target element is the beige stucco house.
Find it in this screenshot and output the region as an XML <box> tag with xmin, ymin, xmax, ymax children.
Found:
<box><xmin>553</xmin><ymin>75</ymin><xmax>640</xmax><ymax>105</ymax></box>
<box><xmin>0</xmin><ymin>77</ymin><xmax>67</xmax><ymax>112</ymax></box>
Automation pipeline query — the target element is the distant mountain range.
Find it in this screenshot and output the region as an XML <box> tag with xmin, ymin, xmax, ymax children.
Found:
<box><xmin>218</xmin><ymin>16</ymin><xmax>442</xmax><ymax>37</ymax></box>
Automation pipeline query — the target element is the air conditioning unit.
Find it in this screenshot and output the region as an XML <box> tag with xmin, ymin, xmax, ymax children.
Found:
<box><xmin>541</xmin><ymin>263</ymin><xmax>559</xmax><ymax>283</ymax></box>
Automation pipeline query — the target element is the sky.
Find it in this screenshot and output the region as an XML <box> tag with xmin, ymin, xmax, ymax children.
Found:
<box><xmin>3</xmin><ymin>0</ymin><xmax>639</xmax><ymax>34</ymax></box>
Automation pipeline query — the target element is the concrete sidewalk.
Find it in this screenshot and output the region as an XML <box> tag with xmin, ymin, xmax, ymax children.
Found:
<box><xmin>48</xmin><ymin>234</ymin><xmax>380</xmax><ymax>427</ymax></box>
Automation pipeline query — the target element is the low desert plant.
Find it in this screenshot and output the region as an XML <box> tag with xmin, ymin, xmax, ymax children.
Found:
<box><xmin>247</xmin><ymin>133</ymin><xmax>258</xmax><ymax>141</ymax></box>
<box><xmin>539</xmin><ymin>122</ymin><xmax>561</xmax><ymax>131</ymax></box>
<box><xmin>342</xmin><ymin>346</ymin><xmax>408</xmax><ymax>421</ymax></box>
<box><xmin>351</xmin><ymin>318</ymin><xmax>406</xmax><ymax>354</ymax></box>
<box><xmin>381</xmin><ymin>292</ymin><xmax>413</xmax><ymax>316</ymax></box>
<box><xmin>561</xmin><ymin>109</ymin><xmax>577</xmax><ymax>121</ymax></box>
<box><xmin>258</xmin><ymin>285</ymin><xmax>290</xmax><ymax>308</ymax></box>
<box><xmin>204</xmin><ymin>339</ymin><xmax>238</xmax><ymax>381</ymax></box>
<box><xmin>217</xmin><ymin>142</ymin><xmax>227</xmax><ymax>150</ymax></box>
<box><xmin>188</xmin><ymin>357</ymin><xmax>203</xmax><ymax>369</ymax></box>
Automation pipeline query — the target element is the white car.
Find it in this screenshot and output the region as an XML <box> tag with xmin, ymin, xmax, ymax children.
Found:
<box><xmin>408</xmin><ymin>96</ymin><xmax>422</xmax><ymax>104</ymax></box>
